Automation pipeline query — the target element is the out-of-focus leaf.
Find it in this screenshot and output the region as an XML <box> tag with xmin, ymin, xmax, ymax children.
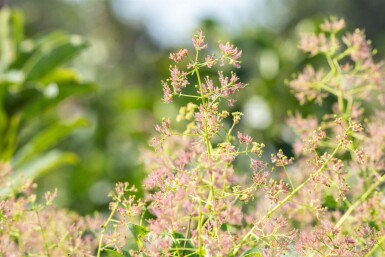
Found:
<box><xmin>127</xmin><ymin>223</ymin><xmax>148</xmax><ymax>249</ymax></box>
<box><xmin>3</xmin><ymin>80</ymin><xmax>95</xmax><ymax>118</ymax></box>
<box><xmin>323</xmin><ymin>194</ymin><xmax>338</xmax><ymax>211</ymax></box>
<box><xmin>41</xmin><ymin>68</ymin><xmax>80</xmax><ymax>84</ymax></box>
<box><xmin>0</xmin><ymin>150</ymin><xmax>78</xmax><ymax>198</ymax></box>
<box><xmin>100</xmin><ymin>249</ymin><xmax>131</xmax><ymax>257</ymax></box>
<box><xmin>0</xmin><ymin>8</ymin><xmax>14</xmax><ymax>70</ymax></box>
<box><xmin>22</xmin><ymin>32</ymin><xmax>88</xmax><ymax>81</ymax></box>
<box><xmin>0</xmin><ymin>83</ymin><xmax>8</xmax><ymax>133</ymax></box>
<box><xmin>13</xmin><ymin>119</ymin><xmax>88</xmax><ymax>168</ymax></box>
<box><xmin>0</xmin><ymin>8</ymin><xmax>24</xmax><ymax>70</ymax></box>
<box><xmin>22</xmin><ymin>81</ymin><xmax>96</xmax><ymax>120</ymax></box>
<box><xmin>4</xmin><ymin>86</ymin><xmax>42</xmax><ymax>116</ymax></box>
<box><xmin>8</xmin><ymin>9</ymin><xmax>24</xmax><ymax>47</ymax></box>
<box><xmin>240</xmin><ymin>248</ymin><xmax>263</xmax><ymax>257</ymax></box>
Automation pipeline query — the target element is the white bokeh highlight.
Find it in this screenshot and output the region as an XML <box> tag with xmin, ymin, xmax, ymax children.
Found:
<box><xmin>243</xmin><ymin>96</ymin><xmax>272</xmax><ymax>130</ymax></box>
<box><xmin>110</xmin><ymin>0</ymin><xmax>259</xmax><ymax>46</ymax></box>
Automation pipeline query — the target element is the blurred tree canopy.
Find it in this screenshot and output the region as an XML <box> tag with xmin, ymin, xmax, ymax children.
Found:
<box><xmin>5</xmin><ymin>0</ymin><xmax>385</xmax><ymax>214</ymax></box>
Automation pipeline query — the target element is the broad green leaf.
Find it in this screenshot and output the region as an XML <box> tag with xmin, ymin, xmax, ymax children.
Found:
<box><xmin>40</xmin><ymin>68</ymin><xmax>80</xmax><ymax>84</ymax></box>
<box><xmin>3</xmin><ymin>80</ymin><xmax>95</xmax><ymax>118</ymax></box>
<box><xmin>101</xmin><ymin>249</ymin><xmax>131</xmax><ymax>257</ymax></box>
<box><xmin>13</xmin><ymin>119</ymin><xmax>88</xmax><ymax>168</ymax></box>
<box><xmin>0</xmin><ymin>8</ymin><xmax>24</xmax><ymax>70</ymax></box>
<box><xmin>0</xmin><ymin>150</ymin><xmax>78</xmax><ymax>198</ymax></box>
<box><xmin>0</xmin><ymin>83</ymin><xmax>9</xmax><ymax>133</ymax></box>
<box><xmin>127</xmin><ymin>223</ymin><xmax>148</xmax><ymax>249</ymax></box>
<box><xmin>4</xmin><ymin>87</ymin><xmax>42</xmax><ymax>116</ymax></box>
<box><xmin>22</xmin><ymin>31</ymin><xmax>88</xmax><ymax>81</ymax></box>
<box><xmin>240</xmin><ymin>248</ymin><xmax>263</xmax><ymax>257</ymax></box>
<box><xmin>8</xmin><ymin>9</ymin><xmax>25</xmax><ymax>46</ymax></box>
<box><xmin>0</xmin><ymin>114</ymin><xmax>20</xmax><ymax>161</ymax></box>
<box><xmin>22</xmin><ymin>81</ymin><xmax>96</xmax><ymax>120</ymax></box>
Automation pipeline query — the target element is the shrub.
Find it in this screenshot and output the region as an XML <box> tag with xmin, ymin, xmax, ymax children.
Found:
<box><xmin>1</xmin><ymin>15</ymin><xmax>385</xmax><ymax>257</ymax></box>
<box><xmin>96</xmin><ymin>18</ymin><xmax>385</xmax><ymax>257</ymax></box>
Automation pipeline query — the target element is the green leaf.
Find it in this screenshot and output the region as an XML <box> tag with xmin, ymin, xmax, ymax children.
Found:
<box><xmin>3</xmin><ymin>79</ymin><xmax>95</xmax><ymax>118</ymax></box>
<box><xmin>0</xmin><ymin>8</ymin><xmax>24</xmax><ymax>70</ymax></box>
<box><xmin>0</xmin><ymin>8</ymin><xmax>15</xmax><ymax>69</ymax></box>
<box><xmin>322</xmin><ymin>194</ymin><xmax>338</xmax><ymax>211</ymax></box>
<box><xmin>40</xmin><ymin>68</ymin><xmax>80</xmax><ymax>84</ymax></box>
<box><xmin>100</xmin><ymin>249</ymin><xmax>131</xmax><ymax>257</ymax></box>
<box><xmin>240</xmin><ymin>248</ymin><xmax>263</xmax><ymax>257</ymax></box>
<box><xmin>0</xmin><ymin>150</ymin><xmax>78</xmax><ymax>198</ymax></box>
<box><xmin>13</xmin><ymin>119</ymin><xmax>88</xmax><ymax>168</ymax></box>
<box><xmin>4</xmin><ymin>87</ymin><xmax>42</xmax><ymax>116</ymax></box>
<box><xmin>171</xmin><ymin>232</ymin><xmax>199</xmax><ymax>257</ymax></box>
<box><xmin>127</xmin><ymin>223</ymin><xmax>148</xmax><ymax>249</ymax></box>
<box><xmin>22</xmin><ymin>32</ymin><xmax>88</xmax><ymax>81</ymax></box>
<box><xmin>22</xmin><ymin>81</ymin><xmax>96</xmax><ymax>120</ymax></box>
<box><xmin>8</xmin><ymin>9</ymin><xmax>25</xmax><ymax>46</ymax></box>
<box><xmin>0</xmin><ymin>83</ymin><xmax>9</xmax><ymax>133</ymax></box>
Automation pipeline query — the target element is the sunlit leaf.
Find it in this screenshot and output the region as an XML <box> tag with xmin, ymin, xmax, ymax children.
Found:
<box><xmin>100</xmin><ymin>249</ymin><xmax>131</xmax><ymax>257</ymax></box>
<box><xmin>23</xmin><ymin>32</ymin><xmax>88</xmax><ymax>81</ymax></box>
<box><xmin>13</xmin><ymin>119</ymin><xmax>88</xmax><ymax>168</ymax></box>
<box><xmin>240</xmin><ymin>248</ymin><xmax>263</xmax><ymax>257</ymax></box>
<box><xmin>127</xmin><ymin>223</ymin><xmax>148</xmax><ymax>249</ymax></box>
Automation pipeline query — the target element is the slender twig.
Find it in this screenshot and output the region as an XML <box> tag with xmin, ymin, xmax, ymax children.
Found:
<box><xmin>96</xmin><ymin>199</ymin><xmax>121</xmax><ymax>257</ymax></box>
<box><xmin>334</xmin><ymin>173</ymin><xmax>385</xmax><ymax>229</ymax></box>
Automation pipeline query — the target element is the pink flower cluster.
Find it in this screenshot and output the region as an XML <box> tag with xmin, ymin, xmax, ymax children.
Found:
<box><xmin>97</xmin><ymin>19</ymin><xmax>385</xmax><ymax>257</ymax></box>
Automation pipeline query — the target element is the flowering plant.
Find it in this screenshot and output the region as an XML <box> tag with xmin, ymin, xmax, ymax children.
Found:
<box><xmin>96</xmin><ymin>18</ymin><xmax>385</xmax><ymax>257</ymax></box>
<box><xmin>1</xmin><ymin>16</ymin><xmax>385</xmax><ymax>257</ymax></box>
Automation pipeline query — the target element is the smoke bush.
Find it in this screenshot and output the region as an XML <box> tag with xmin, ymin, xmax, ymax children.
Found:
<box><xmin>96</xmin><ymin>17</ymin><xmax>385</xmax><ymax>257</ymax></box>
<box><xmin>1</xmin><ymin>17</ymin><xmax>385</xmax><ymax>257</ymax></box>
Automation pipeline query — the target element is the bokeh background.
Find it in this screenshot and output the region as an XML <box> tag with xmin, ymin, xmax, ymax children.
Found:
<box><xmin>8</xmin><ymin>0</ymin><xmax>385</xmax><ymax>214</ymax></box>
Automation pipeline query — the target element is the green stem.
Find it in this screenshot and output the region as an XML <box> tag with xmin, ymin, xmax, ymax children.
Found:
<box><xmin>33</xmin><ymin>206</ymin><xmax>51</xmax><ymax>257</ymax></box>
<box><xmin>365</xmin><ymin>235</ymin><xmax>385</xmax><ymax>257</ymax></box>
<box><xmin>195</xmin><ymin>68</ymin><xmax>211</xmax><ymax>156</ymax></box>
<box><xmin>96</xmin><ymin>200</ymin><xmax>121</xmax><ymax>257</ymax></box>
<box><xmin>334</xmin><ymin>173</ymin><xmax>385</xmax><ymax>229</ymax></box>
<box><xmin>282</xmin><ymin>165</ymin><xmax>294</xmax><ymax>190</ymax></box>
<box><xmin>197</xmin><ymin>200</ymin><xmax>203</xmax><ymax>256</ymax></box>
<box><xmin>325</xmin><ymin>53</ymin><xmax>345</xmax><ymax>113</ymax></box>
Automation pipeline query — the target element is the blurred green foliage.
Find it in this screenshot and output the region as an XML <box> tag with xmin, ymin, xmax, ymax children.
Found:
<box><xmin>0</xmin><ymin>7</ymin><xmax>95</xmax><ymax>198</ymax></box>
<box><xmin>5</xmin><ymin>0</ymin><xmax>385</xmax><ymax>214</ymax></box>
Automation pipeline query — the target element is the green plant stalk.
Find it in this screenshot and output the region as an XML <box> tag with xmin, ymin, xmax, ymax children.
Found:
<box><xmin>364</xmin><ymin>235</ymin><xmax>385</xmax><ymax>257</ymax></box>
<box><xmin>195</xmin><ymin>67</ymin><xmax>211</xmax><ymax>156</ymax></box>
<box><xmin>197</xmin><ymin>200</ymin><xmax>203</xmax><ymax>256</ymax></box>
<box><xmin>33</xmin><ymin>206</ymin><xmax>51</xmax><ymax>257</ymax></box>
<box><xmin>232</xmin><ymin>142</ymin><xmax>342</xmax><ymax>256</ymax></box>
<box><xmin>194</xmin><ymin>56</ymin><xmax>218</xmax><ymax>257</ymax></box>
<box><xmin>96</xmin><ymin>200</ymin><xmax>121</xmax><ymax>257</ymax></box>
<box><xmin>282</xmin><ymin>165</ymin><xmax>294</xmax><ymax>190</ymax></box>
<box><xmin>334</xmin><ymin>173</ymin><xmax>385</xmax><ymax>229</ymax></box>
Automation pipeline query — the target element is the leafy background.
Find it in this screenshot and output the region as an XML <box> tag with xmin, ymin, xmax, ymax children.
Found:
<box><xmin>5</xmin><ymin>0</ymin><xmax>385</xmax><ymax>214</ymax></box>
